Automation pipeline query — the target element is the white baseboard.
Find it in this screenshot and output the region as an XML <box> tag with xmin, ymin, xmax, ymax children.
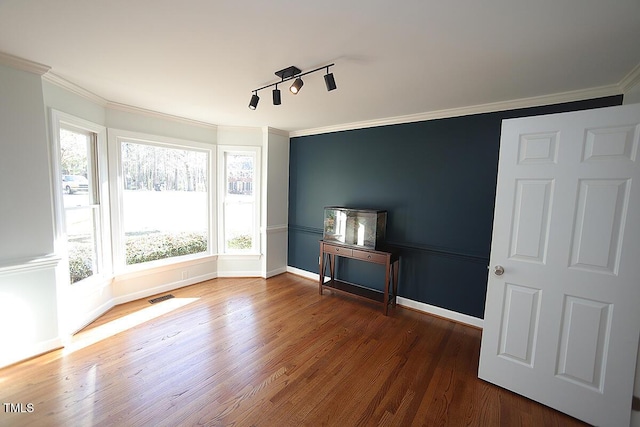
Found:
<box><xmin>0</xmin><ymin>336</ymin><xmax>63</xmax><ymax>369</ymax></box>
<box><xmin>286</xmin><ymin>266</ymin><xmax>320</xmax><ymax>281</ymax></box>
<box><xmin>286</xmin><ymin>266</ymin><xmax>483</xmax><ymax>329</ymax></box>
<box><xmin>216</xmin><ymin>270</ymin><xmax>262</xmax><ymax>278</ymax></box>
<box><xmin>265</xmin><ymin>266</ymin><xmax>288</xmax><ymax>278</ymax></box>
<box><xmin>111</xmin><ymin>272</ymin><xmax>218</xmax><ymax>306</ymax></box>
<box><xmin>396</xmin><ymin>297</ymin><xmax>483</xmax><ymax>329</ymax></box>
<box><xmin>68</xmin><ymin>299</ymin><xmax>115</xmax><ymax>336</ymax></box>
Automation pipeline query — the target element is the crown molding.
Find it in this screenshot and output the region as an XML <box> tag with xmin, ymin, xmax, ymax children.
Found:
<box><xmin>619</xmin><ymin>61</ymin><xmax>640</xmax><ymax>93</ymax></box>
<box><xmin>41</xmin><ymin>69</ymin><xmax>216</xmax><ymax>130</ymax></box>
<box><xmin>0</xmin><ymin>51</ymin><xmax>50</xmax><ymax>75</ymax></box>
<box><xmin>4</xmin><ymin>49</ymin><xmax>631</xmax><ymax>139</ymax></box>
<box><xmin>289</xmin><ymin>84</ymin><xmax>623</xmax><ymax>138</ymax></box>
<box><xmin>42</xmin><ymin>72</ymin><xmax>107</xmax><ymax>105</ymax></box>
<box><xmin>106</xmin><ymin>101</ymin><xmax>218</xmax><ymax>130</ymax></box>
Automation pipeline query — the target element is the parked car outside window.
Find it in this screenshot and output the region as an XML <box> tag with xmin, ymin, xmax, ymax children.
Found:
<box><xmin>62</xmin><ymin>175</ymin><xmax>89</xmax><ymax>194</ymax></box>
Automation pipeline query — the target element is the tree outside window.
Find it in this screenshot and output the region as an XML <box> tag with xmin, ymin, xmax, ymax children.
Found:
<box><xmin>120</xmin><ymin>141</ymin><xmax>209</xmax><ymax>265</ymax></box>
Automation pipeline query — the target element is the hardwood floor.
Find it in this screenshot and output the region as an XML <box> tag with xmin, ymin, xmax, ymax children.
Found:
<box><xmin>0</xmin><ymin>274</ymin><xmax>586</xmax><ymax>426</ymax></box>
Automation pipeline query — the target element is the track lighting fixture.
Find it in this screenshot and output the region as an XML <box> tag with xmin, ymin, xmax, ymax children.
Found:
<box><xmin>290</xmin><ymin>78</ymin><xmax>304</xmax><ymax>94</ymax></box>
<box><xmin>248</xmin><ymin>63</ymin><xmax>336</xmax><ymax>110</ymax></box>
<box><xmin>248</xmin><ymin>92</ymin><xmax>259</xmax><ymax>110</ymax></box>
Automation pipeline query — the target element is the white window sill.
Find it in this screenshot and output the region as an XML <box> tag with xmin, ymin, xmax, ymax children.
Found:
<box><xmin>216</xmin><ymin>252</ymin><xmax>262</xmax><ymax>260</ymax></box>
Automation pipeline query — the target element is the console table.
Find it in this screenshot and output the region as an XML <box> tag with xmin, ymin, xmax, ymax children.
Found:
<box><xmin>319</xmin><ymin>240</ymin><xmax>399</xmax><ymax>315</ymax></box>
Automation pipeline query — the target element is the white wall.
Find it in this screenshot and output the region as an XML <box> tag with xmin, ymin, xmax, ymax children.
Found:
<box><xmin>264</xmin><ymin>128</ymin><xmax>289</xmax><ymax>277</ymax></box>
<box><xmin>106</xmin><ymin>106</ymin><xmax>217</xmax><ymax>145</ymax></box>
<box><xmin>0</xmin><ymin>64</ymin><xmax>61</xmax><ymax>366</ymax></box>
<box><xmin>42</xmin><ymin>80</ymin><xmax>106</xmax><ymax>126</ymax></box>
<box><xmin>0</xmin><ymin>259</ymin><xmax>60</xmax><ymax>367</ymax></box>
<box><xmin>0</xmin><ymin>65</ymin><xmax>54</xmax><ymax>260</ymax></box>
<box><xmin>217</xmin><ymin>125</ymin><xmax>262</xmax><ymax>147</ymax></box>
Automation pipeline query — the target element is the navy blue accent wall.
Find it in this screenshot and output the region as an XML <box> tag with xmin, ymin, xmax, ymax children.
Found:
<box><xmin>288</xmin><ymin>96</ymin><xmax>623</xmax><ymax>318</ymax></box>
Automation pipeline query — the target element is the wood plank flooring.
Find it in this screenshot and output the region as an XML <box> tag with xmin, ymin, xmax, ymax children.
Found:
<box><xmin>0</xmin><ymin>274</ymin><xmax>586</xmax><ymax>426</ymax></box>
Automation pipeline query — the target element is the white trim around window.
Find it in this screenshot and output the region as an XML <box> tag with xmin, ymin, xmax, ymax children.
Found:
<box><xmin>217</xmin><ymin>145</ymin><xmax>261</xmax><ymax>255</ymax></box>
<box><xmin>107</xmin><ymin>128</ymin><xmax>217</xmax><ymax>273</ymax></box>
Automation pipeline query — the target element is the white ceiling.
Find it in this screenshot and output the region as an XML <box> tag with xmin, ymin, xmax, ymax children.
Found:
<box><xmin>1</xmin><ymin>0</ymin><xmax>639</xmax><ymax>133</ymax></box>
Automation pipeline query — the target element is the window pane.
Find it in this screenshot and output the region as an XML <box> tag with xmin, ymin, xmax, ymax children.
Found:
<box><xmin>224</xmin><ymin>153</ymin><xmax>255</xmax><ymax>252</ymax></box>
<box><xmin>66</xmin><ymin>207</ymin><xmax>99</xmax><ymax>284</ymax></box>
<box><xmin>224</xmin><ymin>202</ymin><xmax>254</xmax><ymax>251</ymax></box>
<box><xmin>60</xmin><ymin>128</ymin><xmax>96</xmax><ymax>204</ymax></box>
<box><xmin>60</xmin><ymin>126</ymin><xmax>101</xmax><ymax>284</ymax></box>
<box><xmin>226</xmin><ymin>154</ymin><xmax>254</xmax><ymax>196</ymax></box>
<box><xmin>121</xmin><ymin>142</ymin><xmax>208</xmax><ymax>265</ymax></box>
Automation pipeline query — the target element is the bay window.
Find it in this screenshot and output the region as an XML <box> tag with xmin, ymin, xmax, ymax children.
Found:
<box><xmin>52</xmin><ymin>116</ymin><xmax>263</xmax><ymax>283</ymax></box>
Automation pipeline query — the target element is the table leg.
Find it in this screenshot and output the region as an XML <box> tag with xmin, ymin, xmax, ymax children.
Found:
<box><xmin>319</xmin><ymin>244</ymin><xmax>325</xmax><ymax>295</ymax></box>
<box><xmin>392</xmin><ymin>259</ymin><xmax>399</xmax><ymax>307</ymax></box>
<box><xmin>383</xmin><ymin>260</ymin><xmax>390</xmax><ymax>316</ymax></box>
<box><xmin>329</xmin><ymin>254</ymin><xmax>335</xmax><ymax>281</ymax></box>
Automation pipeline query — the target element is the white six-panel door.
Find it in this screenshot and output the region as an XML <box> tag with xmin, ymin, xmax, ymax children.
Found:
<box><xmin>478</xmin><ymin>103</ymin><xmax>640</xmax><ymax>427</ymax></box>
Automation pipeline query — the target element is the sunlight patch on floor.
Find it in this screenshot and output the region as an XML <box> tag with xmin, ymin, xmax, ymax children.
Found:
<box><xmin>63</xmin><ymin>297</ymin><xmax>199</xmax><ymax>355</ymax></box>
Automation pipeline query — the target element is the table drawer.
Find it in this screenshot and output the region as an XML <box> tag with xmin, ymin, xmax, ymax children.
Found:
<box><xmin>352</xmin><ymin>249</ymin><xmax>387</xmax><ymax>264</ymax></box>
<box><xmin>324</xmin><ymin>244</ymin><xmax>353</xmax><ymax>257</ymax></box>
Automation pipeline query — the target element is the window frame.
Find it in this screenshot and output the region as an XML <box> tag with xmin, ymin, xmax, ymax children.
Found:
<box><xmin>50</xmin><ymin>109</ymin><xmax>111</xmax><ymax>285</ymax></box>
<box><xmin>108</xmin><ymin>129</ymin><xmax>217</xmax><ymax>273</ymax></box>
<box><xmin>217</xmin><ymin>145</ymin><xmax>261</xmax><ymax>255</ymax></box>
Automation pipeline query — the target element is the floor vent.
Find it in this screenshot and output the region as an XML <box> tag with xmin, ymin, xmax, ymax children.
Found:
<box><xmin>149</xmin><ymin>294</ymin><xmax>175</xmax><ymax>304</ymax></box>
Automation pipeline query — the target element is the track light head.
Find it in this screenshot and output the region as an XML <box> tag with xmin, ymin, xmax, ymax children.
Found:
<box><xmin>272</xmin><ymin>87</ymin><xmax>281</xmax><ymax>105</ymax></box>
<box><xmin>248</xmin><ymin>92</ymin><xmax>259</xmax><ymax>110</ymax></box>
<box><xmin>290</xmin><ymin>78</ymin><xmax>304</xmax><ymax>94</ymax></box>
<box><xmin>324</xmin><ymin>72</ymin><xmax>337</xmax><ymax>91</ymax></box>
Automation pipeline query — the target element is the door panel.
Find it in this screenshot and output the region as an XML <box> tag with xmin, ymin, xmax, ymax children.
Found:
<box><xmin>556</xmin><ymin>296</ymin><xmax>611</xmax><ymax>391</ymax></box>
<box><xmin>479</xmin><ymin>103</ymin><xmax>640</xmax><ymax>427</ymax></box>
<box><xmin>498</xmin><ymin>283</ymin><xmax>541</xmax><ymax>367</ymax></box>
<box><xmin>583</xmin><ymin>125</ymin><xmax>637</xmax><ymax>162</ymax></box>
<box><xmin>570</xmin><ymin>179</ymin><xmax>629</xmax><ymax>274</ymax></box>
<box><xmin>509</xmin><ymin>179</ymin><xmax>553</xmax><ymax>263</ymax></box>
